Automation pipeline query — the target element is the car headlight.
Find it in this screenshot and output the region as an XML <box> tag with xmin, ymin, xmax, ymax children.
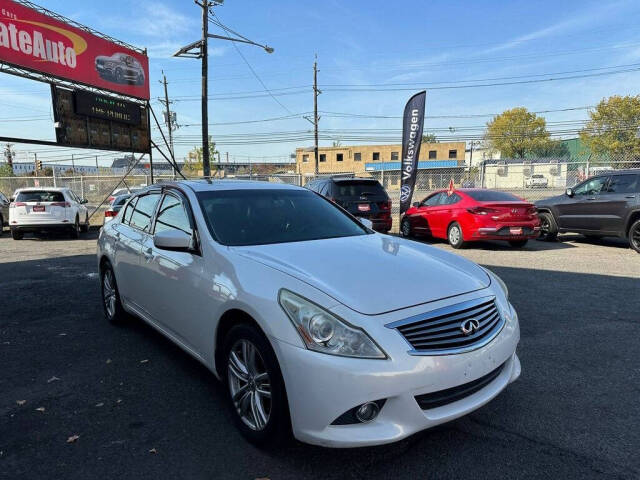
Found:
<box><xmin>278</xmin><ymin>290</ymin><xmax>386</xmax><ymax>359</ymax></box>
<box><xmin>482</xmin><ymin>267</ymin><xmax>508</xmax><ymax>299</ymax></box>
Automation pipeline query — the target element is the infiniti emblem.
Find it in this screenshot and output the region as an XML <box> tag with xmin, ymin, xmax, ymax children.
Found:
<box><xmin>461</xmin><ymin>318</ymin><xmax>480</xmax><ymax>335</ymax></box>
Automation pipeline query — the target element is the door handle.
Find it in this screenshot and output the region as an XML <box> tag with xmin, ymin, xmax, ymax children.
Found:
<box><xmin>586</xmin><ymin>197</ymin><xmax>597</xmax><ymax>201</ymax></box>
<box><xmin>625</xmin><ymin>195</ymin><xmax>636</xmax><ymax>199</ymax></box>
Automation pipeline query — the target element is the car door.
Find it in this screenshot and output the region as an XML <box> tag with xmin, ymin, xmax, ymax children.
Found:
<box><xmin>0</xmin><ymin>192</ymin><xmax>9</xmax><ymax>225</ymax></box>
<box><xmin>138</xmin><ymin>191</ymin><xmax>209</xmax><ymax>355</ymax></box>
<box><xmin>556</xmin><ymin>176</ymin><xmax>608</xmax><ymax>231</ymax></box>
<box><xmin>67</xmin><ymin>190</ymin><xmax>84</xmax><ymax>223</ymax></box>
<box><xmin>429</xmin><ymin>192</ymin><xmax>463</xmax><ymax>237</ymax></box>
<box><xmin>597</xmin><ymin>174</ymin><xmax>640</xmax><ymax>234</ymax></box>
<box><xmin>112</xmin><ymin>193</ymin><xmax>162</xmax><ymax>313</ymax></box>
<box><xmin>410</xmin><ymin>192</ymin><xmax>444</xmax><ymax>236</ymax></box>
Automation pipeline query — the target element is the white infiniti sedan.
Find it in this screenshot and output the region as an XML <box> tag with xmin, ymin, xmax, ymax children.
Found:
<box><xmin>97</xmin><ymin>180</ymin><xmax>521</xmax><ymax>448</ymax></box>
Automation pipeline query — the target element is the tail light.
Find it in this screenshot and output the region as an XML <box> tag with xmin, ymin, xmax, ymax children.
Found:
<box><xmin>378</xmin><ymin>201</ymin><xmax>391</xmax><ymax>211</ymax></box>
<box><xmin>467</xmin><ymin>207</ymin><xmax>498</xmax><ymax>215</ymax></box>
<box><xmin>104</xmin><ymin>210</ymin><xmax>117</xmax><ymax>217</ymax></box>
<box><xmin>108</xmin><ymin>196</ymin><xmax>115</xmax><ymax>204</ymax></box>
<box><xmin>51</xmin><ymin>202</ymin><xmax>71</xmax><ymax>208</ymax></box>
<box><xmin>10</xmin><ymin>202</ymin><xmax>26</xmax><ymax>208</ymax></box>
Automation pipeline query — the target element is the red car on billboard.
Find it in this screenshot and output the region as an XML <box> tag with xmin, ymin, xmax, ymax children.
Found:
<box><xmin>400</xmin><ymin>189</ymin><xmax>540</xmax><ymax>248</ymax></box>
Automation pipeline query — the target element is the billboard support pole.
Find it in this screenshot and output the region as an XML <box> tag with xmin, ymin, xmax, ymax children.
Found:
<box><xmin>200</xmin><ymin>0</ymin><xmax>211</xmax><ymax>178</ymax></box>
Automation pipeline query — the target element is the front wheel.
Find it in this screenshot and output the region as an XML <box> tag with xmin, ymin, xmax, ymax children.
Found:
<box><xmin>537</xmin><ymin>212</ymin><xmax>558</xmax><ymax>242</ymax></box>
<box><xmin>628</xmin><ymin>219</ymin><xmax>640</xmax><ymax>253</ymax></box>
<box><xmin>448</xmin><ymin>222</ymin><xmax>466</xmax><ymax>249</ymax></box>
<box><xmin>509</xmin><ymin>239</ymin><xmax>528</xmax><ymax>248</ymax></box>
<box><xmin>401</xmin><ymin>217</ymin><xmax>412</xmax><ymax>237</ymax></box>
<box><xmin>11</xmin><ymin>228</ymin><xmax>23</xmax><ymax>240</ymax></box>
<box><xmin>224</xmin><ymin>324</ymin><xmax>290</xmax><ymax>447</ymax></box>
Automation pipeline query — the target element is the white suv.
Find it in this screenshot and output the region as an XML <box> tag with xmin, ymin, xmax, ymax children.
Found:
<box><xmin>9</xmin><ymin>187</ymin><xmax>90</xmax><ymax>240</ymax></box>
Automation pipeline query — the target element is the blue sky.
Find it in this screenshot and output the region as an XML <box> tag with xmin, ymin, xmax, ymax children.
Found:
<box><xmin>3</xmin><ymin>0</ymin><xmax>640</xmax><ymax>166</ymax></box>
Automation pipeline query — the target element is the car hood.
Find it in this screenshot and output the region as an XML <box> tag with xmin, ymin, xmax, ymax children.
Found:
<box><xmin>233</xmin><ymin>234</ymin><xmax>490</xmax><ymax>315</ymax></box>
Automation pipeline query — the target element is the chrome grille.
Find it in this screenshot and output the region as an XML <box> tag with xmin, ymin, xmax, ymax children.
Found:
<box><xmin>387</xmin><ymin>296</ymin><xmax>504</xmax><ymax>355</ymax></box>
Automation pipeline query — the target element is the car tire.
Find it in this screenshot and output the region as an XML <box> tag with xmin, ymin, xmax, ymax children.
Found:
<box><xmin>100</xmin><ymin>262</ymin><xmax>128</xmax><ymax>324</ymax></box>
<box><xmin>0</xmin><ymin>214</ymin><xmax>3</xmax><ymax>235</ymax></box>
<box><xmin>11</xmin><ymin>228</ymin><xmax>23</xmax><ymax>240</ymax></box>
<box><xmin>401</xmin><ymin>217</ymin><xmax>412</xmax><ymax>238</ymax></box>
<box><xmin>115</xmin><ymin>69</ymin><xmax>124</xmax><ymax>83</ymax></box>
<box><xmin>447</xmin><ymin>222</ymin><xmax>466</xmax><ymax>249</ymax></box>
<box><xmin>223</xmin><ymin>323</ymin><xmax>290</xmax><ymax>447</ymax></box>
<box><xmin>537</xmin><ymin>212</ymin><xmax>558</xmax><ymax>242</ymax></box>
<box><xmin>509</xmin><ymin>239</ymin><xmax>528</xmax><ymax>248</ymax></box>
<box><xmin>70</xmin><ymin>217</ymin><xmax>81</xmax><ymax>239</ymax></box>
<box><xmin>81</xmin><ymin>214</ymin><xmax>90</xmax><ymax>233</ymax></box>
<box><xmin>628</xmin><ymin>219</ymin><xmax>640</xmax><ymax>254</ymax></box>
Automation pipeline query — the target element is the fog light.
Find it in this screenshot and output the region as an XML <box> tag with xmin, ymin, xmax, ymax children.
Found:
<box><xmin>355</xmin><ymin>401</ymin><xmax>380</xmax><ymax>423</ymax></box>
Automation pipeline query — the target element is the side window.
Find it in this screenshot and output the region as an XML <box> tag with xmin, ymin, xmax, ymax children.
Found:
<box><xmin>129</xmin><ymin>193</ymin><xmax>161</xmax><ymax>232</ymax></box>
<box><xmin>573</xmin><ymin>177</ymin><xmax>607</xmax><ymax>196</ymax></box>
<box><xmin>423</xmin><ymin>193</ymin><xmax>443</xmax><ymax>207</ymax></box>
<box><xmin>319</xmin><ymin>182</ymin><xmax>329</xmax><ymax>196</ymax></box>
<box><xmin>443</xmin><ymin>193</ymin><xmax>461</xmax><ymax>205</ymax></box>
<box><xmin>121</xmin><ymin>197</ymin><xmax>138</xmax><ymax>225</ymax></box>
<box><xmin>602</xmin><ymin>174</ymin><xmax>639</xmax><ymax>194</ymax></box>
<box><xmin>154</xmin><ymin>194</ymin><xmax>193</xmax><ymax>236</ymax></box>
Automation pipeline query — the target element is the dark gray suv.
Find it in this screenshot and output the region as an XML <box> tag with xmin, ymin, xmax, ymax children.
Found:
<box><xmin>0</xmin><ymin>191</ymin><xmax>9</xmax><ymax>235</ymax></box>
<box><xmin>535</xmin><ymin>170</ymin><xmax>640</xmax><ymax>252</ymax></box>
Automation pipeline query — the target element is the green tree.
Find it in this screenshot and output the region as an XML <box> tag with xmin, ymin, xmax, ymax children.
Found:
<box><xmin>485</xmin><ymin>107</ymin><xmax>553</xmax><ymax>158</ymax></box>
<box><xmin>0</xmin><ymin>164</ymin><xmax>14</xmax><ymax>177</ymax></box>
<box><xmin>184</xmin><ymin>137</ymin><xmax>219</xmax><ymax>176</ymax></box>
<box><xmin>422</xmin><ymin>133</ymin><xmax>437</xmax><ymax>143</ymax></box>
<box><xmin>580</xmin><ymin>95</ymin><xmax>640</xmax><ymax>160</ymax></box>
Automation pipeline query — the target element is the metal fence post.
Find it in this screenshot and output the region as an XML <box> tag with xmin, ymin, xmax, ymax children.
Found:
<box><xmin>80</xmin><ymin>176</ymin><xmax>84</xmax><ymax>200</ymax></box>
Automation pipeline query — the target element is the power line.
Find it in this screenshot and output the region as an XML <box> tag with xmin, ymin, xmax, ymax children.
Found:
<box><xmin>209</xmin><ymin>11</ymin><xmax>294</xmax><ymax>115</ymax></box>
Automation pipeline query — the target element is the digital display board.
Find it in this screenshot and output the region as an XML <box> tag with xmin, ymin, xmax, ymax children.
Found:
<box><xmin>52</xmin><ymin>86</ymin><xmax>150</xmax><ymax>153</ymax></box>
<box><xmin>74</xmin><ymin>90</ymin><xmax>141</xmax><ymax>125</ymax></box>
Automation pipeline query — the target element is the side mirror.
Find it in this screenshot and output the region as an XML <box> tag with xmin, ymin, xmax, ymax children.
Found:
<box><xmin>358</xmin><ymin>217</ymin><xmax>374</xmax><ymax>230</ymax></box>
<box><xmin>153</xmin><ymin>229</ymin><xmax>192</xmax><ymax>251</ymax></box>
<box><xmin>81</xmin><ymin>199</ymin><xmax>88</xmax><ymax>204</ymax></box>
<box><xmin>565</xmin><ymin>188</ymin><xmax>574</xmax><ymax>197</ymax></box>
<box><xmin>10</xmin><ymin>197</ymin><xmax>15</xmax><ymax>202</ymax></box>
<box><xmin>412</xmin><ymin>201</ymin><xmax>420</xmax><ymax>208</ymax></box>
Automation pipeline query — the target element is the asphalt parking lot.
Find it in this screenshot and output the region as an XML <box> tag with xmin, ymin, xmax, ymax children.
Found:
<box><xmin>1</xmin><ymin>230</ymin><xmax>639</xmax><ymax>479</ymax></box>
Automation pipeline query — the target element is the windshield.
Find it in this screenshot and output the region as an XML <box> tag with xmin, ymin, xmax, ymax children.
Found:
<box><xmin>465</xmin><ymin>190</ymin><xmax>521</xmax><ymax>201</ymax></box>
<box><xmin>197</xmin><ymin>188</ymin><xmax>369</xmax><ymax>246</ymax></box>
<box><xmin>334</xmin><ymin>180</ymin><xmax>386</xmax><ymax>198</ymax></box>
<box><xmin>16</xmin><ymin>190</ymin><xmax>65</xmax><ymax>202</ymax></box>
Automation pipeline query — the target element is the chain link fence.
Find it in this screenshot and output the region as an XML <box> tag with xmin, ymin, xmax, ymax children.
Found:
<box><xmin>1</xmin><ymin>156</ymin><xmax>638</xmax><ymax>229</ymax></box>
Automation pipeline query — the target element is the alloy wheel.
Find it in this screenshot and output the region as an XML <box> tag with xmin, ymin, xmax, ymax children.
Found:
<box><xmin>540</xmin><ymin>216</ymin><xmax>550</xmax><ymax>236</ymax></box>
<box><xmin>401</xmin><ymin>219</ymin><xmax>411</xmax><ymax>237</ymax></box>
<box><xmin>227</xmin><ymin>339</ymin><xmax>272</xmax><ymax>431</ymax></box>
<box><xmin>449</xmin><ymin>226</ymin><xmax>461</xmax><ymax>245</ymax></box>
<box><xmin>102</xmin><ymin>269</ymin><xmax>116</xmax><ymax>319</ymax></box>
<box><xmin>631</xmin><ymin>223</ymin><xmax>640</xmax><ymax>252</ymax></box>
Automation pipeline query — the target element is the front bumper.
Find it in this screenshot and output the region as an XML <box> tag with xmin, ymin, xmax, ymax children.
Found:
<box><xmin>272</xmin><ymin>303</ymin><xmax>520</xmax><ymax>447</ymax></box>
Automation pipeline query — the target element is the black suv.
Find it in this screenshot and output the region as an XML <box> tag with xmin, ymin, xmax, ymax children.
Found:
<box><xmin>535</xmin><ymin>170</ymin><xmax>640</xmax><ymax>252</ymax></box>
<box><xmin>305</xmin><ymin>177</ymin><xmax>392</xmax><ymax>232</ymax></box>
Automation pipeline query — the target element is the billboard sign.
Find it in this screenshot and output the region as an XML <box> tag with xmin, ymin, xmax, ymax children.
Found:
<box><xmin>0</xmin><ymin>0</ymin><xmax>149</xmax><ymax>99</ymax></box>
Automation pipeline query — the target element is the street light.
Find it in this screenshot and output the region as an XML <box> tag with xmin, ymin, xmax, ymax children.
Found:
<box><xmin>173</xmin><ymin>2</ymin><xmax>274</xmax><ymax>178</ymax></box>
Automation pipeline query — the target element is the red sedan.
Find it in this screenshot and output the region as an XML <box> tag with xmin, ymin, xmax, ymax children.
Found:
<box><xmin>401</xmin><ymin>189</ymin><xmax>540</xmax><ymax>248</ymax></box>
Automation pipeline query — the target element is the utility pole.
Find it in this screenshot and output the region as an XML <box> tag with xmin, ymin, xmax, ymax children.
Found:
<box><xmin>313</xmin><ymin>57</ymin><xmax>320</xmax><ymax>175</ymax></box>
<box><xmin>33</xmin><ymin>153</ymin><xmax>37</xmax><ymax>177</ymax></box>
<box><xmin>95</xmin><ymin>156</ymin><xmax>99</xmax><ymax>175</ymax></box>
<box><xmin>174</xmin><ymin>1</ymin><xmax>273</xmax><ymax>178</ymax></box>
<box><xmin>160</xmin><ymin>72</ymin><xmax>177</xmax><ymax>179</ymax></box>
<box><xmin>200</xmin><ymin>0</ymin><xmax>211</xmax><ymax>178</ymax></box>
<box><xmin>71</xmin><ymin>154</ymin><xmax>76</xmax><ymax>176</ymax></box>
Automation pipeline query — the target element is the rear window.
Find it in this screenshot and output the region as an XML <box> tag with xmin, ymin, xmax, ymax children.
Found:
<box><xmin>334</xmin><ymin>180</ymin><xmax>386</xmax><ymax>198</ymax></box>
<box><xmin>465</xmin><ymin>190</ymin><xmax>521</xmax><ymax>202</ymax></box>
<box><xmin>16</xmin><ymin>190</ymin><xmax>65</xmax><ymax>202</ymax></box>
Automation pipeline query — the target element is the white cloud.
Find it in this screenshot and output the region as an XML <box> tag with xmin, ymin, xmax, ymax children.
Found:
<box><xmin>102</xmin><ymin>2</ymin><xmax>195</xmax><ymax>39</ymax></box>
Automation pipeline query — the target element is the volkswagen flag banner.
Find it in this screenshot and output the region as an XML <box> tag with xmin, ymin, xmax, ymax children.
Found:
<box><xmin>400</xmin><ymin>91</ymin><xmax>426</xmax><ymax>214</ymax></box>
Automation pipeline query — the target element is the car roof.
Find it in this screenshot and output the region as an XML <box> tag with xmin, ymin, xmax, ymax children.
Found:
<box><xmin>14</xmin><ymin>187</ymin><xmax>68</xmax><ymax>192</ymax></box>
<box><xmin>162</xmin><ymin>180</ymin><xmax>303</xmax><ymax>193</ymax></box>
<box><xmin>331</xmin><ymin>177</ymin><xmax>378</xmax><ymax>183</ymax></box>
